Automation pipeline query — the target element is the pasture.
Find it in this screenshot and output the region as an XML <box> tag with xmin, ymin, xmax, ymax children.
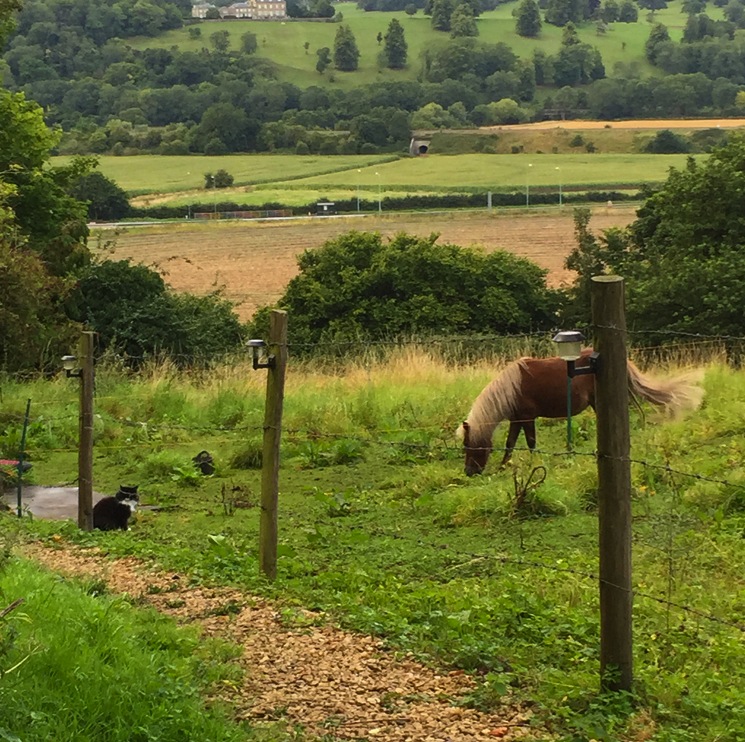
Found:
<box><xmin>54</xmin><ymin>151</ymin><xmax>704</xmax><ymax>207</ymax></box>
<box><xmin>100</xmin><ymin>205</ymin><xmax>638</xmax><ymax>320</ymax></box>
<box><xmin>126</xmin><ymin>1</ymin><xmax>714</xmax><ymax>89</ymax></box>
<box><xmin>2</xmin><ymin>343</ymin><xmax>744</xmax><ymax>741</ymax></box>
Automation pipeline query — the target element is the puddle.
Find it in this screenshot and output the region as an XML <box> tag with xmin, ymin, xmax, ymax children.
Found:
<box><xmin>1</xmin><ymin>486</ymin><xmax>107</xmax><ymax>520</ymax></box>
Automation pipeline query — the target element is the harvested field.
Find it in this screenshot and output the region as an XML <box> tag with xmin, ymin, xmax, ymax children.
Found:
<box><xmin>103</xmin><ymin>206</ymin><xmax>637</xmax><ymax>321</ymax></box>
<box><xmin>495</xmin><ymin>118</ymin><xmax>745</xmax><ymax>131</ymax></box>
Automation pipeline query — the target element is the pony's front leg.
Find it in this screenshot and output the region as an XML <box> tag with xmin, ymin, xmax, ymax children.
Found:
<box><xmin>500</xmin><ymin>421</ymin><xmax>522</xmax><ymax>468</ymax></box>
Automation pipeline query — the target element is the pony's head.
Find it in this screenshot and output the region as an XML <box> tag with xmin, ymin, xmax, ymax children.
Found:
<box><xmin>457</xmin><ymin>420</ymin><xmax>491</xmax><ymax>477</ymax></box>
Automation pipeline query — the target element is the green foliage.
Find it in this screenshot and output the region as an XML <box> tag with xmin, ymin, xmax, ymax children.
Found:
<box><xmin>450</xmin><ymin>3</ymin><xmax>478</xmax><ymax>37</ymax></box>
<box><xmin>515</xmin><ymin>0</ymin><xmax>542</xmax><ymax>38</ymax></box>
<box><xmin>565</xmin><ymin>133</ymin><xmax>745</xmax><ymax>340</ymax></box>
<box><xmin>644</xmin><ymin>129</ymin><xmax>691</xmax><ymax>154</ymax></box>
<box><xmin>213</xmin><ymin>169</ymin><xmax>235</xmax><ymax>188</ymax></box>
<box><xmin>248</xmin><ymin>230</ymin><xmax>559</xmax><ymax>349</ymax></box>
<box><xmin>241</xmin><ymin>30</ymin><xmax>258</xmax><ymax>54</ymax></box>
<box><xmin>333</xmin><ymin>24</ymin><xmax>360</xmax><ymax>71</ymax></box>
<box><xmin>69</xmin><ymin>170</ymin><xmax>131</xmax><ymax>221</ymax></box>
<box><xmin>645</xmin><ymin>22</ymin><xmax>671</xmax><ymax>63</ymax></box>
<box><xmin>431</xmin><ymin>0</ymin><xmax>455</xmax><ymax>30</ymax></box>
<box><xmin>137</xmin><ymin>450</ymin><xmax>203</xmax><ymax>486</ymax></box>
<box><xmin>315</xmin><ymin>45</ymin><xmax>331</xmax><ymax>73</ymax></box>
<box><xmin>0</xmin><ymin>559</ymin><xmax>251</xmax><ymax>741</ymax></box>
<box><xmin>0</xmin><ymin>91</ymin><xmax>90</xmax><ymax>276</ymax></box>
<box><xmin>0</xmin><ymin>238</ymin><xmax>77</xmax><ymax>373</ymax></box>
<box><xmin>383</xmin><ymin>17</ymin><xmax>408</xmax><ymax>69</ymax></box>
<box><xmin>71</xmin><ymin>259</ymin><xmax>245</xmax><ymax>364</ymax></box>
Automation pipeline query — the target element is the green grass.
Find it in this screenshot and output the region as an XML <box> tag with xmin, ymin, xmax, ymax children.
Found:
<box><xmin>0</xmin><ymin>555</ymin><xmax>266</xmax><ymax>741</ymax></box>
<box><xmin>125</xmin><ymin>1</ymin><xmax>723</xmax><ymax>89</ymax></box>
<box><xmin>51</xmin><ymin>152</ymin><xmax>701</xmax><ymax>203</ymax></box>
<box><xmin>51</xmin><ymin>153</ymin><xmax>397</xmax><ymax>195</ymax></box>
<box><xmin>1</xmin><ymin>346</ymin><xmax>744</xmax><ymax>740</ymax></box>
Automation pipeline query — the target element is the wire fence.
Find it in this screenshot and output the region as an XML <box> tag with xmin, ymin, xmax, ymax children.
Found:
<box><xmin>2</xmin><ymin>329</ymin><xmax>744</xmax><ymax>639</ymax></box>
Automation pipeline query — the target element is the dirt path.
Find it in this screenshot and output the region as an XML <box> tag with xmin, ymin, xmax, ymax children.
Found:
<box><xmin>24</xmin><ymin>543</ymin><xmax>543</xmax><ymax>741</ymax></box>
<box><xmin>106</xmin><ymin>206</ymin><xmax>635</xmax><ymax>321</ymax></box>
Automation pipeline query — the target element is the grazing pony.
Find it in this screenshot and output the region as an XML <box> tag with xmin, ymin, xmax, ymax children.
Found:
<box><xmin>457</xmin><ymin>349</ymin><xmax>703</xmax><ymax>476</ymax></box>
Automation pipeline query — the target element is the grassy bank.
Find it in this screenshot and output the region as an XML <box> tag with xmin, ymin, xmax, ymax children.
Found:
<box><xmin>0</xmin><ymin>548</ymin><xmax>267</xmax><ymax>741</ymax></box>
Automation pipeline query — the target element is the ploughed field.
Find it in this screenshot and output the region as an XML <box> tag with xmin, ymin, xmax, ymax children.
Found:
<box><xmin>102</xmin><ymin>206</ymin><xmax>636</xmax><ymax>321</ymax></box>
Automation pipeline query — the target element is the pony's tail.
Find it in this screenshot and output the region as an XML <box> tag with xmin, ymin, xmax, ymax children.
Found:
<box><xmin>626</xmin><ymin>361</ymin><xmax>705</xmax><ymax>415</ymax></box>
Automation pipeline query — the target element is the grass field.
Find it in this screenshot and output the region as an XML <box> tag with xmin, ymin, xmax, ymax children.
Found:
<box><xmin>125</xmin><ymin>1</ymin><xmax>720</xmax><ymax>89</ymax></box>
<box><xmin>52</xmin><ymin>153</ymin><xmax>397</xmax><ymax>195</ymax></box>
<box><xmin>53</xmin><ymin>151</ymin><xmax>698</xmax><ymax>204</ymax></box>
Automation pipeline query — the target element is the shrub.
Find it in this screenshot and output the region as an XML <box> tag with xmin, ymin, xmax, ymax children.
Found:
<box><xmin>71</xmin><ymin>259</ymin><xmax>245</xmax><ymax>365</ymax></box>
<box><xmin>213</xmin><ymin>169</ymin><xmax>235</xmax><ymax>188</ymax></box>
<box><xmin>247</xmin><ymin>231</ymin><xmax>560</xmax><ymax>350</ymax></box>
<box><xmin>644</xmin><ymin>129</ymin><xmax>691</xmax><ymax>154</ymax></box>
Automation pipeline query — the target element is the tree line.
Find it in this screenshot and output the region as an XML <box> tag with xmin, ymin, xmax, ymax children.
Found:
<box><xmin>2</xmin><ymin>0</ymin><xmax>745</xmax><ymax>157</ymax></box>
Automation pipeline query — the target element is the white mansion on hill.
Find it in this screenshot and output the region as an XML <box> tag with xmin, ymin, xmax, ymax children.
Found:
<box><xmin>192</xmin><ymin>1</ymin><xmax>286</xmax><ymax>19</ymax></box>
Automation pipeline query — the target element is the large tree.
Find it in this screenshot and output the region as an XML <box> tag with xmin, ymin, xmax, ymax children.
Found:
<box><xmin>430</xmin><ymin>0</ymin><xmax>455</xmax><ymax>31</ymax></box>
<box><xmin>515</xmin><ymin>0</ymin><xmax>542</xmax><ymax>37</ymax></box>
<box><xmin>563</xmin><ymin>134</ymin><xmax>745</xmax><ymax>342</ymax></box>
<box><xmin>333</xmin><ymin>24</ymin><xmax>360</xmax><ymax>71</ymax></box>
<box><xmin>450</xmin><ymin>4</ymin><xmax>478</xmax><ymax>37</ymax></box>
<box><xmin>0</xmin><ymin>0</ymin><xmax>91</xmax><ymax>370</ymax></box>
<box><xmin>383</xmin><ymin>18</ymin><xmax>408</xmax><ymax>69</ymax></box>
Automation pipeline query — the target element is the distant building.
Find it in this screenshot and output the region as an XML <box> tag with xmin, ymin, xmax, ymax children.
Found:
<box><xmin>192</xmin><ymin>3</ymin><xmax>214</xmax><ymax>18</ymax></box>
<box><xmin>219</xmin><ymin>1</ymin><xmax>252</xmax><ymax>18</ymax></box>
<box><xmin>192</xmin><ymin>0</ymin><xmax>286</xmax><ymax>19</ymax></box>
<box><xmin>252</xmin><ymin>0</ymin><xmax>286</xmax><ymax>19</ymax></box>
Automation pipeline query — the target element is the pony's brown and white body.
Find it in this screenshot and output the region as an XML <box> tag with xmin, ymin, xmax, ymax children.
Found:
<box><xmin>457</xmin><ymin>349</ymin><xmax>703</xmax><ymax>476</ymax></box>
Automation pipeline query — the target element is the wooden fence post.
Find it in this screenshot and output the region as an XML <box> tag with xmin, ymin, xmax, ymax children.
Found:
<box><xmin>592</xmin><ymin>276</ymin><xmax>633</xmax><ymax>691</ymax></box>
<box><xmin>591</xmin><ymin>275</ymin><xmax>633</xmax><ymax>692</ymax></box>
<box><xmin>78</xmin><ymin>331</ymin><xmax>95</xmax><ymax>531</ymax></box>
<box><xmin>259</xmin><ymin>310</ymin><xmax>288</xmax><ymax>581</ymax></box>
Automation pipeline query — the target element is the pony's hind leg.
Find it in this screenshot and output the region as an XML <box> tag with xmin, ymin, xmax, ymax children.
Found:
<box><xmin>524</xmin><ymin>420</ymin><xmax>537</xmax><ymax>453</ymax></box>
<box><xmin>500</xmin><ymin>421</ymin><xmax>523</xmax><ymax>468</ymax></box>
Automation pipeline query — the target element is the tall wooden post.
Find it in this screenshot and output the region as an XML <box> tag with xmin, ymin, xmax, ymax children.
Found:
<box><xmin>259</xmin><ymin>310</ymin><xmax>288</xmax><ymax>580</ymax></box>
<box><xmin>591</xmin><ymin>276</ymin><xmax>633</xmax><ymax>692</ymax></box>
<box><xmin>78</xmin><ymin>331</ymin><xmax>95</xmax><ymax>531</ymax></box>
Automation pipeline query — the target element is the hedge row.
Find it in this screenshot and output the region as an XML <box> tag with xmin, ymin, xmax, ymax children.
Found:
<box><xmin>127</xmin><ymin>190</ymin><xmax>640</xmax><ymax>221</ymax></box>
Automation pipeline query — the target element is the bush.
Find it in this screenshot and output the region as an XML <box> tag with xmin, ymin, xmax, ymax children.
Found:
<box><xmin>644</xmin><ymin>129</ymin><xmax>691</xmax><ymax>154</ymax></box>
<box><xmin>69</xmin><ymin>171</ymin><xmax>130</xmax><ymax>222</ymax></box>
<box><xmin>71</xmin><ymin>259</ymin><xmax>245</xmax><ymax>365</ymax></box>
<box><xmin>204</xmin><ymin>137</ymin><xmax>228</xmax><ymax>155</ymax></box>
<box><xmin>247</xmin><ymin>230</ymin><xmax>561</xmax><ymax>349</ymax></box>
<box><xmin>213</xmin><ymin>169</ymin><xmax>235</xmax><ymax>188</ymax></box>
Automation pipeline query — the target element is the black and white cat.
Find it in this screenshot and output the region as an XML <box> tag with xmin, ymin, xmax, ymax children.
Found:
<box><xmin>93</xmin><ymin>485</ymin><xmax>139</xmax><ymax>531</ymax></box>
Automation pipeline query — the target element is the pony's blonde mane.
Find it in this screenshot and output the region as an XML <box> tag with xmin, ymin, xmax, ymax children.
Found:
<box><xmin>456</xmin><ymin>359</ymin><xmax>526</xmax><ymax>446</ymax></box>
<box><xmin>627</xmin><ymin>362</ymin><xmax>705</xmax><ymax>415</ymax></box>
